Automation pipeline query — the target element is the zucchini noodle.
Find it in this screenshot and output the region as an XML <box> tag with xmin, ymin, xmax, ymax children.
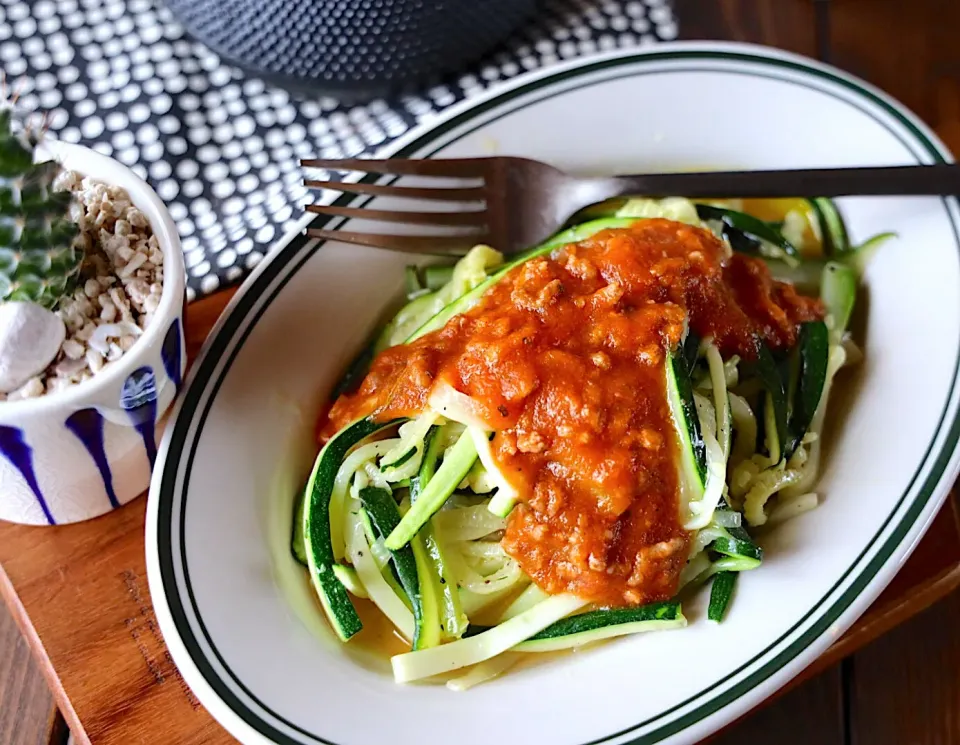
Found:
<box><xmin>433</xmin><ymin>504</ymin><xmax>506</xmax><ymax>542</ymax></box>
<box><xmin>344</xmin><ymin>484</ymin><xmax>415</xmax><ymax>640</ymax></box>
<box><xmin>685</xmin><ymin>392</ymin><xmax>727</xmax><ymax>530</ymax></box>
<box><xmin>330</xmin><ymin>439</ymin><xmax>401</xmax><ymax>561</ymax></box>
<box><xmin>728</xmin><ymin>392</ymin><xmax>757</xmax><ymax>471</ymax></box>
<box><xmin>293</xmin><ymin>195</ymin><xmax>884</xmax><ymax>689</ymax></box>
<box><xmin>391</xmin><ymin>594</ymin><xmax>587</xmax><ymax>683</ymax></box>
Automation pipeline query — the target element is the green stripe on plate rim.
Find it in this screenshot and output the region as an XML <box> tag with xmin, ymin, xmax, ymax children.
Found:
<box><xmin>154</xmin><ymin>47</ymin><xmax>960</xmax><ymax>745</ymax></box>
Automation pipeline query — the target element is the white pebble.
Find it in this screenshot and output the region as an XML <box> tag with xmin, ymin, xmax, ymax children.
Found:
<box><xmin>119</xmin><ymin>251</ymin><xmax>147</xmax><ymax>277</ymax></box>
<box><xmin>86</xmin><ymin>347</ymin><xmax>104</xmax><ymax>373</ymax></box>
<box><xmin>128</xmin><ymin>209</ymin><xmax>148</xmax><ymax>228</ymax></box>
<box><xmin>109</xmin><ymin>287</ymin><xmax>128</xmax><ymax>309</ymax></box>
<box><xmin>8</xmin><ymin>377</ymin><xmax>45</xmax><ymax>400</ymax></box>
<box><xmin>62</xmin><ymin>338</ymin><xmax>85</xmax><ymax>359</ymax></box>
<box><xmin>62</xmin><ymin>306</ymin><xmax>85</xmax><ymax>331</ymax></box>
<box><xmin>0</xmin><ymin>302</ymin><xmax>67</xmax><ymax>393</ymax></box>
<box><xmin>45</xmin><ymin>376</ymin><xmax>74</xmax><ymax>394</ymax></box>
<box><xmin>84</xmin><ymin>279</ymin><xmax>101</xmax><ymax>297</ymax></box>
<box><xmin>75</xmin><ymin>322</ymin><xmax>95</xmax><ymax>341</ymax></box>
<box><xmin>54</xmin><ymin>357</ymin><xmax>87</xmax><ymax>377</ymax></box>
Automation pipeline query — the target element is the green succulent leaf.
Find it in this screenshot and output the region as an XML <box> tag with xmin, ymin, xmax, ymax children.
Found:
<box><xmin>0</xmin><ymin>103</ymin><xmax>83</xmax><ymax>310</ymax></box>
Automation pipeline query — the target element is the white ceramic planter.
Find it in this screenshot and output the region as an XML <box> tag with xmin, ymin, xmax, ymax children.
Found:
<box><xmin>0</xmin><ymin>140</ymin><xmax>186</xmax><ymax>525</ymax></box>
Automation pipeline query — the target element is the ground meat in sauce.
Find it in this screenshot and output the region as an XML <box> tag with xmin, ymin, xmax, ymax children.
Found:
<box><xmin>324</xmin><ymin>219</ymin><xmax>824</xmax><ymax>607</ymax></box>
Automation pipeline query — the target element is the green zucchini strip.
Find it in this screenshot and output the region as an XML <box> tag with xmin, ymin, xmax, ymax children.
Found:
<box><xmin>808</xmin><ymin>198</ymin><xmax>848</xmax><ymax>255</ymax></box>
<box><xmin>708</xmin><ymin>572</ymin><xmax>737</xmax><ymax>622</ymax></box>
<box><xmin>420</xmin><ymin>531</ymin><xmax>467</xmax><ymax>640</ymax></box>
<box><xmin>785</xmin><ymin>321</ymin><xmax>829</xmax><ymax>457</ymax></box>
<box><xmin>695</xmin><ymin>204</ymin><xmax>799</xmax><ymax>259</ymax></box>
<box><xmin>332</xmin><ymin>564</ymin><xmax>368</xmax><ymax>599</ymax></box>
<box><xmin>513</xmin><ymin>602</ymin><xmax>687</xmax><ymax>652</ymax></box>
<box><xmin>301</xmin><ymin>417</ymin><xmax>398</xmax><ymax>642</ymax></box>
<box><xmin>668</xmin><ymin>339</ymin><xmax>726</xmax><ymax>530</ymax></box>
<box><xmin>291</xmin><ymin>488</ymin><xmax>307</xmax><ymax>566</ymax></box>
<box><xmin>329</xmin><ymin>437</ymin><xmax>403</xmax><ymax>561</ymax></box>
<box><xmin>667</xmin><ymin>335</ymin><xmax>706</xmax><ymax>483</ymax></box>
<box><xmin>417</xmin><ymin>424</ymin><xmax>444</xmax><ymax>483</ymax></box>
<box><xmin>711</xmin><ymin>504</ymin><xmax>763</xmax><ymax>564</ymax></box>
<box><xmin>667</xmin><ymin>343</ymin><xmax>706</xmax><ymax>524</ymax></box>
<box><xmin>385</xmin><ymin>429</ymin><xmax>478</xmax><ymax>550</ymax></box>
<box><xmin>681</xmin><ymin>500</ymin><xmax>762</xmax><ymax>599</ymax></box>
<box><xmin>412</xmin><ymin>426</ymin><xmax>469</xmax><ymax>639</ymax></box>
<box><xmin>361</xmin><ymin>486</ymin><xmax>442</xmax><ymax>650</ymax></box>
<box><xmin>391</xmin><ymin>594</ymin><xmax>587</xmax><ymax>683</ymax></box>
<box><xmin>845</xmin><ymin>231</ymin><xmax>895</xmax><ymax>277</ymax></box>
<box><xmin>780</xmin><ymin>342</ymin><xmax>847</xmax><ymax>500</ymax></box>
<box><xmin>820</xmin><ymin>261</ymin><xmax>857</xmax><ymax>341</ymax></box>
<box><xmin>755</xmin><ymin>344</ymin><xmax>788</xmax><ymax>464</ymax></box>
<box><xmin>343</xmin><ymin>481</ymin><xmax>415</xmax><ymax>640</ymax></box>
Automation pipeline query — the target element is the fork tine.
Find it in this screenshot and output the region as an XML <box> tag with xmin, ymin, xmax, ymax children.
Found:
<box><xmin>305</xmin><ymin>204</ymin><xmax>487</xmax><ymax>226</ymax></box>
<box><xmin>300</xmin><ymin>158</ymin><xmax>486</xmax><ymax>179</ymax></box>
<box><xmin>304</xmin><ymin>179</ymin><xmax>487</xmax><ymax>202</ymax></box>
<box><xmin>306</xmin><ymin>228</ymin><xmax>488</xmax><ymax>256</ymax></box>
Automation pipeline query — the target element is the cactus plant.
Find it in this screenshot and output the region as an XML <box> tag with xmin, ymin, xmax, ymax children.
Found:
<box><xmin>0</xmin><ymin>101</ymin><xmax>82</xmax><ymax>310</ymax></box>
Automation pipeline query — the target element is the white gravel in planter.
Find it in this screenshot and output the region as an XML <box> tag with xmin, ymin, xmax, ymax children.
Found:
<box><xmin>0</xmin><ymin>171</ymin><xmax>165</xmax><ymax>401</ymax></box>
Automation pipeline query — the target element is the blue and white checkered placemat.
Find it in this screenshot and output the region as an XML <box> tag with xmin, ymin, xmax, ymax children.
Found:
<box><xmin>0</xmin><ymin>0</ymin><xmax>678</xmax><ymax>300</ymax></box>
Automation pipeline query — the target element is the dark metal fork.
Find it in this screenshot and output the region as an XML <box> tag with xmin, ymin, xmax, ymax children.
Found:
<box><xmin>301</xmin><ymin>157</ymin><xmax>960</xmax><ymax>257</ymax></box>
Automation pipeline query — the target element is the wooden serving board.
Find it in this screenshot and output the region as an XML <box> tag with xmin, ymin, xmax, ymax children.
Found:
<box><xmin>0</xmin><ymin>285</ymin><xmax>959</xmax><ymax>745</ymax></box>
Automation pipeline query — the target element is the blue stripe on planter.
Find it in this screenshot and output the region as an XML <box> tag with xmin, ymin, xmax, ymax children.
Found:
<box><xmin>121</xmin><ymin>366</ymin><xmax>158</xmax><ymax>467</ymax></box>
<box><xmin>162</xmin><ymin>318</ymin><xmax>183</xmax><ymax>389</ymax></box>
<box><xmin>64</xmin><ymin>408</ymin><xmax>121</xmax><ymax>510</ymax></box>
<box><xmin>0</xmin><ymin>425</ymin><xmax>55</xmax><ymax>525</ymax></box>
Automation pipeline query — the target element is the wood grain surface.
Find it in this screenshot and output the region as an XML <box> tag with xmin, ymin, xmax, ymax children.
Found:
<box><xmin>849</xmin><ymin>590</ymin><xmax>960</xmax><ymax>745</ymax></box>
<box><xmin>0</xmin><ymin>608</ymin><xmax>65</xmax><ymax>745</ymax></box>
<box><xmin>3</xmin><ymin>1</ymin><xmax>960</xmax><ymax>744</ymax></box>
<box><xmin>712</xmin><ymin>665</ymin><xmax>846</xmax><ymax>745</ymax></box>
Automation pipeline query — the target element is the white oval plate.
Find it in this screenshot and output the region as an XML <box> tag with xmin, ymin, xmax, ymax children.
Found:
<box><xmin>146</xmin><ymin>42</ymin><xmax>960</xmax><ymax>745</ymax></box>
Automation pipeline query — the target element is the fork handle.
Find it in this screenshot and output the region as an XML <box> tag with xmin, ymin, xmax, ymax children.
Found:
<box><xmin>601</xmin><ymin>164</ymin><xmax>960</xmax><ymax>199</ymax></box>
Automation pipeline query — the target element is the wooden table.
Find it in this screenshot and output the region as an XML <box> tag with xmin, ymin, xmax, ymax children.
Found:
<box><xmin>3</xmin><ymin>0</ymin><xmax>960</xmax><ymax>743</ymax></box>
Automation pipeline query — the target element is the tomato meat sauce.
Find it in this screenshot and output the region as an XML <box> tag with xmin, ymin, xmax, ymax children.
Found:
<box><xmin>325</xmin><ymin>219</ymin><xmax>823</xmax><ymax>607</ymax></box>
